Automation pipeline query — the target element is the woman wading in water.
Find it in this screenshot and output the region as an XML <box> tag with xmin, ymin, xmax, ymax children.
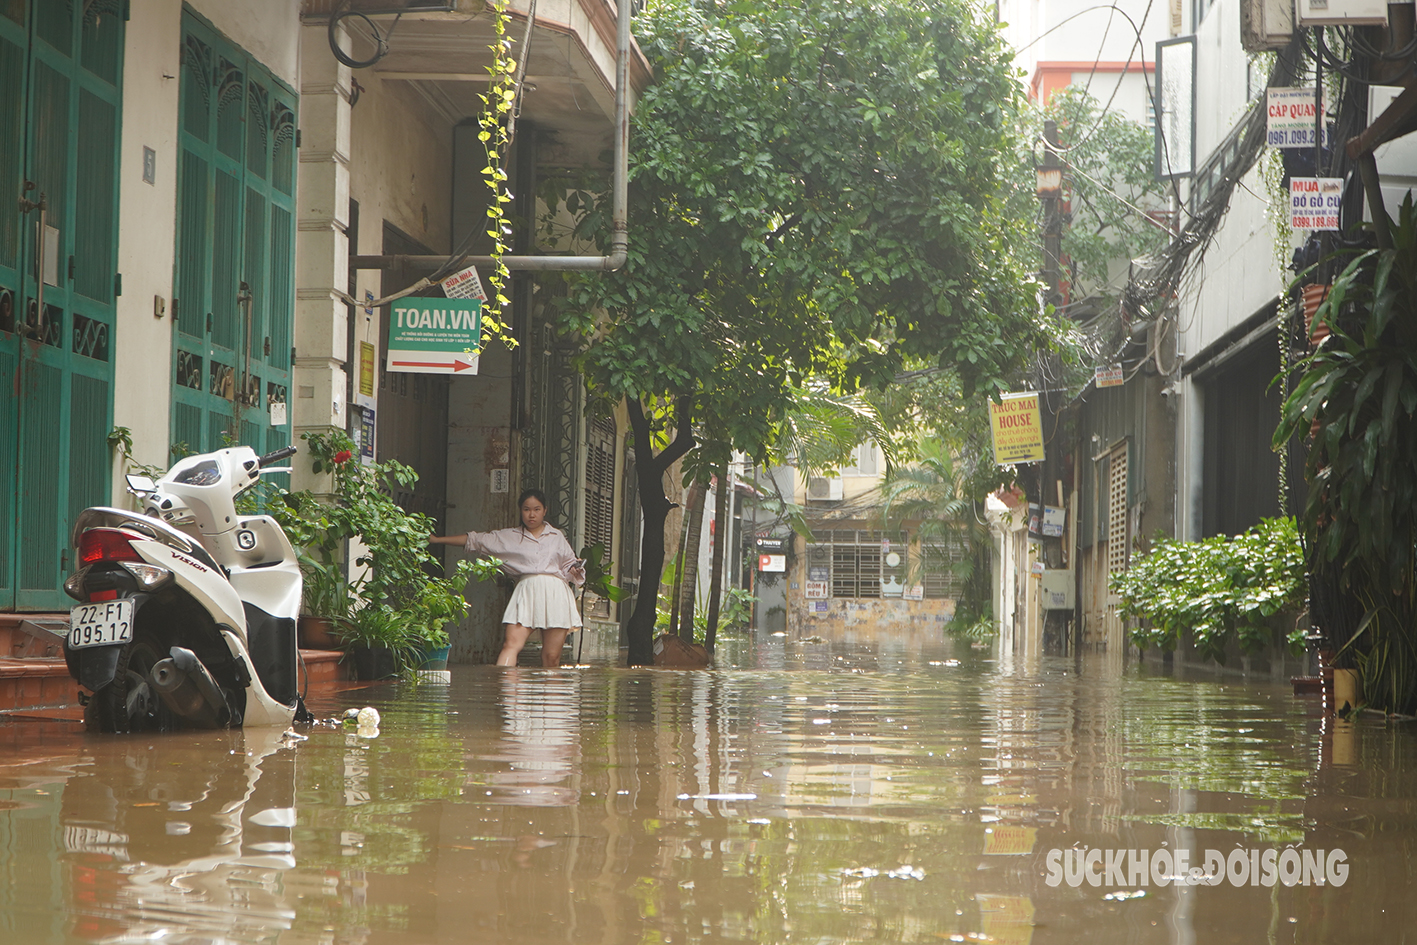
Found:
<box><xmin>431</xmin><ymin>489</ymin><xmax>585</xmax><ymax>667</ymax></box>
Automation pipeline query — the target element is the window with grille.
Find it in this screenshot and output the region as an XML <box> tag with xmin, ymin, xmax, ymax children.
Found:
<box><xmin>1106</xmin><ymin>445</ymin><xmax>1129</xmax><ymax>573</ymax></box>
<box><xmin>806</xmin><ymin>529</ymin><xmax>902</xmax><ymax>599</ymax></box>
<box><xmin>920</xmin><ymin>537</ymin><xmax>966</xmax><ymax>599</ymax></box>
<box><xmin>582</xmin><ymin>415</ymin><xmax>616</xmax><ymax>617</ymax></box>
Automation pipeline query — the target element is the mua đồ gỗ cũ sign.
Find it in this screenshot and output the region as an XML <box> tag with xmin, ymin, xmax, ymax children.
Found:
<box><xmin>1290</xmin><ymin>177</ymin><xmax>1343</xmax><ymax>232</ymax></box>
<box><xmin>387</xmin><ymin>298</ymin><xmax>482</xmax><ymax>375</ymax></box>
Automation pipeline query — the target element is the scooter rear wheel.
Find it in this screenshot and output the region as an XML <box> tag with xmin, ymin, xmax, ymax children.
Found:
<box><xmin>84</xmin><ymin>638</ymin><xmax>173</xmax><ymax>733</ymax></box>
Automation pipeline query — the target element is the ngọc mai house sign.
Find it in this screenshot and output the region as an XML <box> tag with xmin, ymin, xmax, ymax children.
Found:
<box><xmin>988</xmin><ymin>392</ymin><xmax>1045</xmax><ymax>465</ymax></box>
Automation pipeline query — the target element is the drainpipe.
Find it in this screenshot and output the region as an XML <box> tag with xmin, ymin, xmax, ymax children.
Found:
<box><xmin>351</xmin><ymin>0</ymin><xmax>631</xmax><ymax>275</ymax></box>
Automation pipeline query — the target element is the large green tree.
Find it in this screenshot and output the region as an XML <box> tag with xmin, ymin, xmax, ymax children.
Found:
<box><xmin>550</xmin><ymin>0</ymin><xmax>1065</xmax><ymax>665</ymax></box>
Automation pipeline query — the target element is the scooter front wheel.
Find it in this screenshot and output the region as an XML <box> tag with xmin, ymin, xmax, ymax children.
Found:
<box><xmin>84</xmin><ymin>638</ymin><xmax>173</xmax><ymax>733</ymax></box>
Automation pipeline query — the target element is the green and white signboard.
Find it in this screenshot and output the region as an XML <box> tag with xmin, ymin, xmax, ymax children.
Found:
<box><xmin>387</xmin><ymin>299</ymin><xmax>482</xmax><ymax>375</ymax></box>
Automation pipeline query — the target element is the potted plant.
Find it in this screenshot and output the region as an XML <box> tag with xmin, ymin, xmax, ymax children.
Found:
<box><xmin>272</xmin><ymin>431</ymin><xmax>500</xmax><ymax>677</ymax></box>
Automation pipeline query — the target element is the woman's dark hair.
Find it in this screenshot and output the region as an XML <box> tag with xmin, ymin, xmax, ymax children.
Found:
<box><xmin>517</xmin><ymin>488</ymin><xmax>550</xmax><ymax>535</ymax></box>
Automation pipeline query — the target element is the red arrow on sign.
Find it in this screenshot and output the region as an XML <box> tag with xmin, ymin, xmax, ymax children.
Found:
<box><xmin>391</xmin><ymin>358</ymin><xmax>476</xmax><ymax>372</ymax></box>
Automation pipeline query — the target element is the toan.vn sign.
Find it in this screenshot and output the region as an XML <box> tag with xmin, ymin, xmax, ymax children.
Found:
<box><xmin>988</xmin><ymin>392</ymin><xmax>1045</xmax><ymax>465</ymax></box>
<box><xmin>387</xmin><ymin>298</ymin><xmax>482</xmax><ymax>375</ymax></box>
<box><xmin>1290</xmin><ymin>177</ymin><xmax>1342</xmax><ymax>232</ymax></box>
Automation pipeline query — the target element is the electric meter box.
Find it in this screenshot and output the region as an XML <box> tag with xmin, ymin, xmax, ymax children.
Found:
<box><xmin>1041</xmin><ymin>570</ymin><xmax>1075</xmax><ymax>610</ymax></box>
<box><xmin>1295</xmin><ymin>0</ymin><xmax>1387</xmax><ymax>28</ymax></box>
<box><xmin>1241</xmin><ymin>0</ymin><xmax>1293</xmax><ymax>50</ymax></box>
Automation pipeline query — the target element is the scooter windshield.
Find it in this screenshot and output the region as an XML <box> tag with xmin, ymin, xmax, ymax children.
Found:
<box><xmin>173</xmin><ymin>460</ymin><xmax>222</xmax><ymax>486</ymax></box>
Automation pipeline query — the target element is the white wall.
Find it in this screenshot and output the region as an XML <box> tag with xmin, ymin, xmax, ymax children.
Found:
<box><xmin>187</xmin><ymin>0</ymin><xmax>301</xmax><ymax>86</ymax></box>
<box><xmin>112</xmin><ymin>0</ymin><xmax>302</xmax><ymax>490</ymax></box>
<box><xmin>113</xmin><ymin>0</ymin><xmax>183</xmax><ymax>487</ymax></box>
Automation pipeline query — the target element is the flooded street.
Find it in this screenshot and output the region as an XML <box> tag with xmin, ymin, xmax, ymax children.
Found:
<box><xmin>2</xmin><ymin>633</ymin><xmax>1415</xmax><ymax>944</ymax></box>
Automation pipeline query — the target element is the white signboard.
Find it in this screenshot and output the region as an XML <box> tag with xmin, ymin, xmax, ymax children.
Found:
<box><xmin>904</xmin><ymin>584</ymin><xmax>924</xmax><ymax>601</ymax></box>
<box><xmin>1290</xmin><ymin>177</ymin><xmax>1342</xmax><ymax>231</ymax></box>
<box><xmin>805</xmin><ymin>580</ymin><xmax>828</xmax><ymax>599</ymax></box>
<box><xmin>387</xmin><ymin>299</ymin><xmax>481</xmax><ymax>375</ymax></box>
<box><xmin>1095</xmin><ymin>364</ymin><xmax>1124</xmax><ymax>388</ymax></box>
<box><xmin>441</xmin><ymin>265</ymin><xmax>487</xmax><ymax>301</ymax></box>
<box><xmin>1267</xmin><ymin>88</ymin><xmax>1327</xmax><ymax>148</ymax></box>
<box><xmin>759</xmin><ymin>554</ymin><xmax>786</xmax><ymax>573</ymax></box>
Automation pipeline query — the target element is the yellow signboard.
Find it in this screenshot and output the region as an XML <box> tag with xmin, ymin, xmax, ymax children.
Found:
<box><xmin>989</xmin><ymin>392</ymin><xmax>1045</xmax><ymax>465</ymax></box>
<box><xmin>359</xmin><ymin>341</ymin><xmax>376</xmax><ymax>398</ymax></box>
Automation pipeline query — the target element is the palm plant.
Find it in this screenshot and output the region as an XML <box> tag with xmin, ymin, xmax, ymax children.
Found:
<box><xmin>879</xmin><ymin>436</ymin><xmax>995</xmax><ymax>631</ymax></box>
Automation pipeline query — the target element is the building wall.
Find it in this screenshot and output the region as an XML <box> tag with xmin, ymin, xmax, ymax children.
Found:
<box><xmin>113</xmin><ymin>0</ymin><xmax>302</xmax><ymax>483</ymax></box>
<box><xmin>112</xmin><ymin>0</ymin><xmax>183</xmax><ymax>486</ymax></box>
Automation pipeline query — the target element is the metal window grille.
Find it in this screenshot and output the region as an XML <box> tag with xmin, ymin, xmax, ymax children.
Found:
<box><xmin>810</xmin><ymin>529</ymin><xmax>888</xmax><ymax>599</ymax></box>
<box><xmin>582</xmin><ymin>415</ymin><xmax>616</xmax><ymax>618</ymax></box>
<box><xmin>1106</xmin><ymin>446</ymin><xmax>1129</xmax><ymax>573</ymax></box>
<box><xmin>920</xmin><ymin>537</ymin><xmax>966</xmax><ymax>599</ymax></box>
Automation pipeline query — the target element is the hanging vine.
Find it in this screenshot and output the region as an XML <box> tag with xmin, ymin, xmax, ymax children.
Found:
<box><xmin>1261</xmin><ymin>143</ymin><xmax>1294</xmax><ymax>515</ymax></box>
<box><xmin>476</xmin><ymin>0</ymin><xmax>517</xmax><ymax>346</ymax></box>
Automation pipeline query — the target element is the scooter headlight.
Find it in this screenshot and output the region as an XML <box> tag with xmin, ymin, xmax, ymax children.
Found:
<box><xmin>119</xmin><ymin>561</ymin><xmax>174</xmax><ymax>591</ymax></box>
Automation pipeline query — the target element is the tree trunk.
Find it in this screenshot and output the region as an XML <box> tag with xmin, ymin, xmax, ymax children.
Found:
<box><xmin>625</xmin><ymin>396</ymin><xmax>696</xmax><ymax>666</ymax></box>
<box><xmin>704</xmin><ymin>460</ymin><xmax>731</xmax><ymax>654</ymax></box>
<box><xmin>676</xmin><ymin>476</ymin><xmax>707</xmax><ymax>641</ymax></box>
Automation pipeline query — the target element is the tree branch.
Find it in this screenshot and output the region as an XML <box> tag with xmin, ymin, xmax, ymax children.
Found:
<box><xmin>658</xmin><ymin>395</ymin><xmax>697</xmax><ymax>468</ymax></box>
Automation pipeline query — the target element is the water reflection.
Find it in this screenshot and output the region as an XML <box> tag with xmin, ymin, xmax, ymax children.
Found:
<box><xmin>0</xmin><ymin>634</ymin><xmax>1415</xmax><ymax>942</ymax></box>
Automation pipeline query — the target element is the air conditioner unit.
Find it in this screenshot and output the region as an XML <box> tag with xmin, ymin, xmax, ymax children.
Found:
<box><xmin>806</xmin><ymin>477</ymin><xmax>843</xmax><ymax>501</ymax></box>
<box><xmin>1295</xmin><ymin>0</ymin><xmax>1387</xmax><ymax>27</ymax></box>
<box><xmin>1240</xmin><ymin>0</ymin><xmax>1293</xmax><ymax>51</ymax></box>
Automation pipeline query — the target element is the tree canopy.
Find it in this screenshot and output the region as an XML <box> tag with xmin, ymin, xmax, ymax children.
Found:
<box><xmin>544</xmin><ymin>0</ymin><xmax>1071</xmax><ymax>661</ymax></box>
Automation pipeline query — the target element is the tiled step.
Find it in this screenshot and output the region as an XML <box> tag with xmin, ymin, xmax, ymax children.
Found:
<box><xmin>0</xmin><ymin>657</ymin><xmax>77</xmax><ymax>712</ymax></box>
<box><xmin>0</xmin><ymin>635</ymin><xmax>349</xmax><ymax>716</ymax></box>
<box><xmin>0</xmin><ymin>613</ymin><xmax>69</xmax><ymax>659</ymax></box>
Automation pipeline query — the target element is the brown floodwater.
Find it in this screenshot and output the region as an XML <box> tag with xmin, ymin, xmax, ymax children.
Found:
<box><xmin>1</xmin><ymin>631</ymin><xmax>1414</xmax><ymax>944</ymax></box>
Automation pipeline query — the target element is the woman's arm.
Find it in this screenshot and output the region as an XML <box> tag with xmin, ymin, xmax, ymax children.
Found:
<box><xmin>429</xmin><ymin>533</ymin><xmax>467</xmax><ymax>547</ymax></box>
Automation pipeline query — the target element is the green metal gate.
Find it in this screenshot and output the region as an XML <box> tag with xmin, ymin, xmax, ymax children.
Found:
<box><xmin>172</xmin><ymin>10</ymin><xmax>295</xmax><ymax>476</ymax></box>
<box><xmin>0</xmin><ymin>0</ymin><xmax>124</xmax><ymax>611</ymax></box>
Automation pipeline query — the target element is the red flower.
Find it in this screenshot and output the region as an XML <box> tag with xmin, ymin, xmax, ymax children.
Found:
<box><xmin>333</xmin><ymin>450</ymin><xmax>353</xmax><ymax>464</ymax></box>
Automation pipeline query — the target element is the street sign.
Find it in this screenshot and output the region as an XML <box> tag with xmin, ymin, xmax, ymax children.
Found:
<box><xmin>441</xmin><ymin>264</ymin><xmax>487</xmax><ymax>301</ymax></box>
<box><xmin>988</xmin><ymin>392</ymin><xmax>1045</xmax><ymax>465</ymax></box>
<box><xmin>1095</xmin><ymin>364</ymin><xmax>1124</xmax><ymax>387</ymax></box>
<box><xmin>387</xmin><ymin>299</ymin><xmax>481</xmax><ymax>375</ymax></box>
<box><xmin>753</xmin><ymin>549</ymin><xmax>787</xmax><ymax>572</ymax></box>
<box><xmin>1290</xmin><ymin>177</ymin><xmax>1342</xmax><ymax>231</ymax></box>
<box><xmin>1266</xmin><ymin>88</ymin><xmax>1327</xmax><ymax>148</ymax></box>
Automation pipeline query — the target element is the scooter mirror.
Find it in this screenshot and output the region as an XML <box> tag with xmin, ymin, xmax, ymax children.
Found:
<box><xmin>126</xmin><ymin>474</ymin><xmax>157</xmax><ymax>494</ymax></box>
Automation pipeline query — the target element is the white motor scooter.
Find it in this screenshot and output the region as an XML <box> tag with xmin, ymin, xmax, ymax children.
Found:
<box><xmin>63</xmin><ymin>444</ymin><xmax>307</xmax><ymax>732</ymax></box>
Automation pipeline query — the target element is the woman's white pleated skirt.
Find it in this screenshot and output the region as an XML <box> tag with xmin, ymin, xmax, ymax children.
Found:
<box><xmin>502</xmin><ymin>573</ymin><xmax>582</xmax><ymax>631</ymax></box>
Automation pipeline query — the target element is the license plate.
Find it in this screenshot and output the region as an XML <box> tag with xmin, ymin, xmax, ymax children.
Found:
<box><xmin>69</xmin><ymin>600</ymin><xmax>135</xmax><ymax>649</ymax></box>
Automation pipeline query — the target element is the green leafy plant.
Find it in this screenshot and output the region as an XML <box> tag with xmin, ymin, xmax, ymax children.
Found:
<box><xmin>1112</xmin><ymin>517</ymin><xmax>1307</xmax><ymax>664</ymax></box>
<box><xmin>578</xmin><ymin>541</ymin><xmax>629</xmax><ymax>609</ymax></box>
<box><xmin>272</xmin><ymin>431</ymin><xmax>501</xmax><ymax>671</ymax></box>
<box><xmin>1274</xmin><ymin>195</ymin><xmax>1417</xmax><ymax>713</ymax></box>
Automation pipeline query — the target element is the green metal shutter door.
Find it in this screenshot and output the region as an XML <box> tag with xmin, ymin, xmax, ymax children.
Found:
<box><xmin>68</xmin><ymin>374</ymin><xmax>108</xmax><ymax>530</ymax></box>
<box><xmin>172</xmin><ymin>11</ymin><xmax>295</xmax><ymax>461</ymax></box>
<box><xmin>0</xmin><ymin>350</ymin><xmax>14</xmax><ymax>597</ymax></box>
<box><xmin>0</xmin><ymin>24</ymin><xmax>21</xmax><ymax>604</ymax></box>
<box><xmin>4</xmin><ymin>0</ymin><xmax>123</xmax><ymax>610</ymax></box>
<box><xmin>74</xmin><ymin>88</ymin><xmax>115</xmax><ymax>302</ymax></box>
<box><xmin>0</xmin><ymin>32</ymin><xmax>21</xmax><ymax>272</ymax></box>
<box><xmin>17</xmin><ymin>361</ymin><xmax>60</xmax><ymax>604</ymax></box>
